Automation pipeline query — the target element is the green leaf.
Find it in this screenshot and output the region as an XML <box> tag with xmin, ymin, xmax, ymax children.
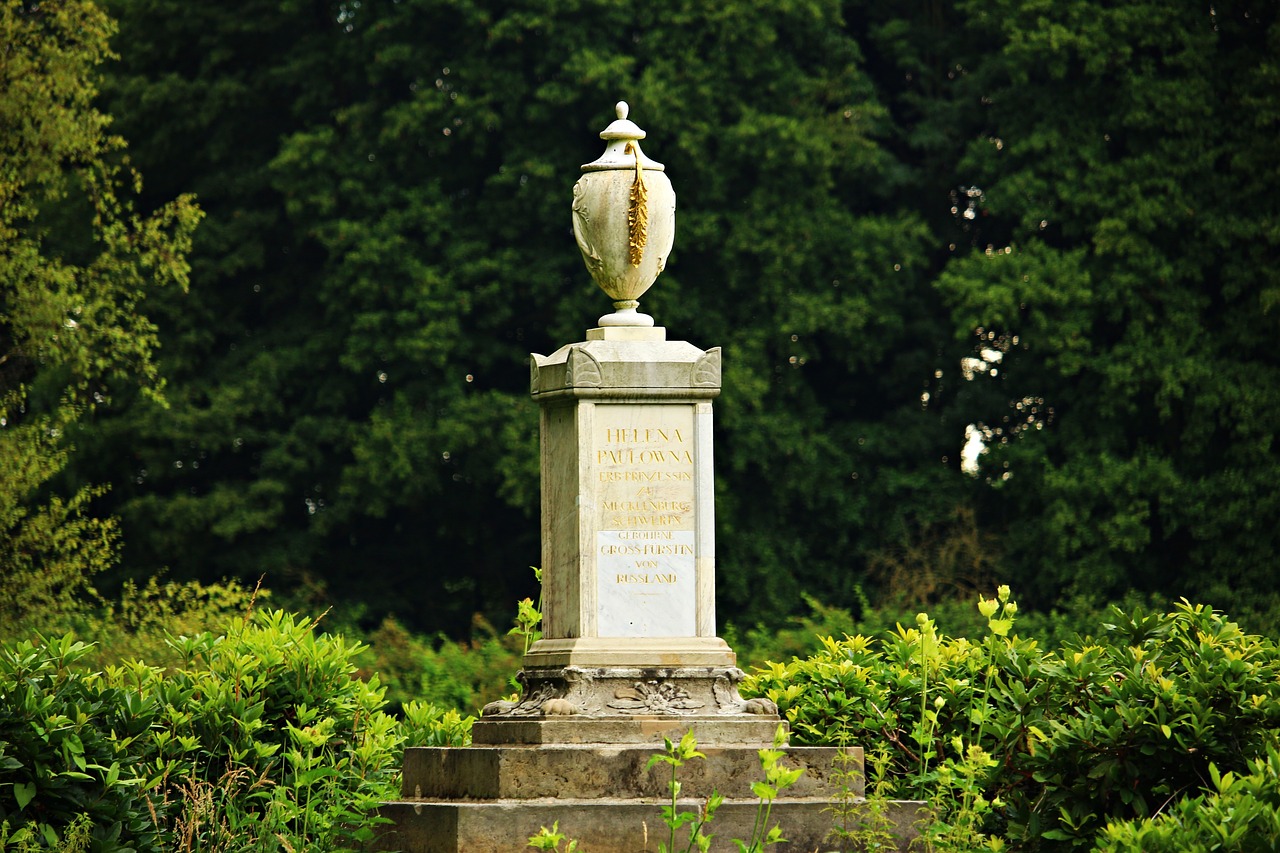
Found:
<box><xmin>14</xmin><ymin>782</ymin><xmax>36</xmax><ymax>811</ymax></box>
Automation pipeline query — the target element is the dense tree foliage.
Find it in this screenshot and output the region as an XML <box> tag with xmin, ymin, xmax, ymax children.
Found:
<box><xmin>0</xmin><ymin>0</ymin><xmax>199</xmax><ymax>628</ymax></box>
<box><xmin>46</xmin><ymin>0</ymin><xmax>1280</xmax><ymax>634</ymax></box>
<box><xmin>927</xmin><ymin>0</ymin><xmax>1280</xmax><ymax>609</ymax></box>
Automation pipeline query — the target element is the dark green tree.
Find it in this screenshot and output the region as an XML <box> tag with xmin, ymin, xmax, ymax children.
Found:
<box><xmin>918</xmin><ymin>0</ymin><xmax>1280</xmax><ymax>608</ymax></box>
<box><xmin>81</xmin><ymin>0</ymin><xmax>963</xmax><ymax>633</ymax></box>
<box><xmin>74</xmin><ymin>0</ymin><xmax>1280</xmax><ymax>637</ymax></box>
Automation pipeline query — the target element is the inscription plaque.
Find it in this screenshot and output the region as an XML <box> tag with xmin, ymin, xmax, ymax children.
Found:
<box><xmin>593</xmin><ymin>404</ymin><xmax>697</xmax><ymax>636</ymax></box>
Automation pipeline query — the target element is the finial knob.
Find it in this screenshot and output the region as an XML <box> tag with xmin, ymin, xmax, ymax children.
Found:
<box><xmin>616</xmin><ymin>101</ymin><xmax>629</xmax><ymax>120</ymax></box>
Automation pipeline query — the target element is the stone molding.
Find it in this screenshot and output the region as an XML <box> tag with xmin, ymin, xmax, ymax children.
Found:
<box><xmin>530</xmin><ymin>340</ymin><xmax>722</xmax><ymax>400</ymax></box>
<box><xmin>478</xmin><ymin>664</ymin><xmax>778</xmax><ymax>723</ymax></box>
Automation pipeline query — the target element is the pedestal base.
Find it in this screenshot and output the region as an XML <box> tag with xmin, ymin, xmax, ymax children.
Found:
<box><xmin>377</xmin><ymin>744</ymin><xmax>926</xmax><ymax>852</ymax></box>
<box><xmin>477</xmin><ymin>662</ymin><xmax>778</xmax><ymax>743</ymax></box>
<box><xmin>401</xmin><ymin>744</ymin><xmax>862</xmax><ymax>800</ymax></box>
<box><xmin>377</xmin><ymin>796</ymin><xmax>928</xmax><ymax>853</ymax></box>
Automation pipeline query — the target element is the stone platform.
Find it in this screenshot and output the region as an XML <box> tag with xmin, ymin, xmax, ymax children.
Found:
<box><xmin>376</xmin><ymin>737</ymin><xmax>924</xmax><ymax>852</ymax></box>
<box><xmin>402</xmin><ymin>743</ymin><xmax>862</xmax><ymax>800</ymax></box>
<box><xmin>379</xmin><ymin>797</ymin><xmax>923</xmax><ymax>853</ymax></box>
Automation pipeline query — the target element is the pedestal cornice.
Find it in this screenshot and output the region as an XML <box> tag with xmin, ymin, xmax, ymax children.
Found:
<box><xmin>530</xmin><ymin>339</ymin><xmax>721</xmax><ymax>401</ymax></box>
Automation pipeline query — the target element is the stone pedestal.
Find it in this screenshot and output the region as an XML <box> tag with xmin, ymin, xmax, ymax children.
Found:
<box><xmin>372</xmin><ymin>331</ymin><xmax>927</xmax><ymax>851</ymax></box>
<box><xmin>529</xmin><ymin>329</ymin><xmax>724</xmax><ymax>657</ymax></box>
<box><xmin>473</xmin><ymin>326</ymin><xmax>778</xmax><ymax>745</ymax></box>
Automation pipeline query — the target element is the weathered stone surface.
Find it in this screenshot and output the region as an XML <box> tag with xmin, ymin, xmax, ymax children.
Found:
<box><xmin>470</xmin><ymin>715</ymin><xmax>786</xmax><ymax>747</ymax></box>
<box><xmin>478</xmin><ymin>665</ymin><xmax>774</xmax><ymax>726</ymax></box>
<box><xmin>516</xmin><ymin>640</ymin><xmax>736</xmax><ymax>670</ymax></box>
<box><xmin>379</xmin><ymin>740</ymin><xmax>927</xmax><ymax>851</ymax></box>
<box><xmin>402</xmin><ymin>745</ymin><xmax>863</xmax><ymax>800</ymax></box>
<box><xmin>512</xmin><ymin>336</ymin><xmax>739</xmax><ymax>717</ymax></box>
<box><xmin>375</xmin><ymin>797</ymin><xmax>927</xmax><ymax>853</ymax></box>
<box><xmin>585</xmin><ymin>326</ymin><xmax>668</xmax><ymax>342</ymax></box>
<box><xmin>530</xmin><ymin>339</ymin><xmax>721</xmax><ymax>400</ymax></box>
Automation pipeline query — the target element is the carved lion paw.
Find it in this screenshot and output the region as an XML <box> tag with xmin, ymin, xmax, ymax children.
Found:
<box><xmin>541</xmin><ymin>698</ymin><xmax>578</xmax><ymax>716</ymax></box>
<box><xmin>481</xmin><ymin>699</ymin><xmax>518</xmax><ymax>717</ymax></box>
<box><xmin>742</xmin><ymin>697</ymin><xmax>778</xmax><ymax>716</ymax></box>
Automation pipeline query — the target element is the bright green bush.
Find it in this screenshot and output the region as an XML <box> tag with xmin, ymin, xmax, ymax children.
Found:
<box><xmin>743</xmin><ymin>598</ymin><xmax>1280</xmax><ymax>850</ymax></box>
<box><xmin>1093</xmin><ymin>745</ymin><xmax>1280</xmax><ymax>852</ymax></box>
<box><xmin>400</xmin><ymin>702</ymin><xmax>475</xmax><ymax>748</ymax></box>
<box><xmin>0</xmin><ymin>608</ymin><xmax>475</xmax><ymax>851</ymax></box>
<box><xmin>132</xmin><ymin>609</ymin><xmax>404</xmax><ymax>851</ymax></box>
<box><xmin>352</xmin><ymin>615</ymin><xmax>521</xmax><ymax>716</ymax></box>
<box><xmin>0</xmin><ymin>635</ymin><xmax>161</xmax><ymax>852</ymax></box>
<box><xmin>1009</xmin><ymin>603</ymin><xmax>1280</xmax><ymax>848</ymax></box>
<box><xmin>726</xmin><ymin>589</ymin><xmax>1171</xmax><ymax>674</ymax></box>
<box><xmin>46</xmin><ymin>577</ymin><xmax>264</xmax><ymax>672</ymax></box>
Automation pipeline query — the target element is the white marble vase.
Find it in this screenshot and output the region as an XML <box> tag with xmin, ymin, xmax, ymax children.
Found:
<box><xmin>571</xmin><ymin>102</ymin><xmax>676</xmax><ymax>327</ymax></box>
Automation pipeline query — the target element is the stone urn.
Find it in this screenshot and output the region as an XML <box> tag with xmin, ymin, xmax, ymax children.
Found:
<box><xmin>571</xmin><ymin>101</ymin><xmax>676</xmax><ymax>327</ymax></box>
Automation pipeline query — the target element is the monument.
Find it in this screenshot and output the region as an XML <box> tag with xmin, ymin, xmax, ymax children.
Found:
<box><xmin>376</xmin><ymin>101</ymin><xmax>917</xmax><ymax>853</ymax></box>
<box><xmin>472</xmin><ymin>102</ymin><xmax>778</xmax><ymax>745</ymax></box>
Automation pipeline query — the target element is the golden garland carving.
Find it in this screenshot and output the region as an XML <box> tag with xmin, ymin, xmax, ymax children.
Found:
<box><xmin>625</xmin><ymin>141</ymin><xmax>648</xmax><ymax>266</ymax></box>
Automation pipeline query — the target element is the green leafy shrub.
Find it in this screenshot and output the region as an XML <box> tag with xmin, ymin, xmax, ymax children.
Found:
<box><xmin>725</xmin><ymin>589</ymin><xmax>1170</xmax><ymax>674</ymax></box>
<box><xmin>353</xmin><ymin>570</ymin><xmax>541</xmax><ymax>717</ymax></box>
<box><xmin>0</xmin><ymin>608</ymin><xmax>441</xmax><ymax>852</ymax></box>
<box><xmin>1010</xmin><ymin>603</ymin><xmax>1280</xmax><ymax>848</ymax></box>
<box><xmin>46</xmin><ymin>577</ymin><xmax>264</xmax><ymax>671</ymax></box>
<box><xmin>353</xmin><ymin>615</ymin><xmax>522</xmax><ymax>716</ymax></box>
<box><xmin>0</xmin><ymin>813</ymin><xmax>92</xmax><ymax>852</ymax></box>
<box><xmin>0</xmin><ymin>635</ymin><xmax>161</xmax><ymax>852</ymax></box>
<box><xmin>743</xmin><ymin>598</ymin><xmax>1280</xmax><ymax>850</ymax></box>
<box><xmin>400</xmin><ymin>702</ymin><xmax>474</xmax><ymax>748</ymax></box>
<box><xmin>1093</xmin><ymin>745</ymin><xmax>1280</xmax><ymax>852</ymax></box>
<box><xmin>139</xmin><ymin>609</ymin><xmax>403</xmax><ymax>851</ymax></box>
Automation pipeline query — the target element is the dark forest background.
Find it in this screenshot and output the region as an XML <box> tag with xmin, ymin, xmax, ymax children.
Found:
<box><xmin>4</xmin><ymin>0</ymin><xmax>1278</xmax><ymax>641</ymax></box>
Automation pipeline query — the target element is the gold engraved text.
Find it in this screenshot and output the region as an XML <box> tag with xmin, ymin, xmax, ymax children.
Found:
<box><xmin>600</xmin><ymin>543</ymin><xmax>695</xmax><ymax>556</ymax></box>
<box><xmin>603</xmin><ymin>428</ymin><xmax>685</xmax><ymax>444</ymax></box>
<box><xmin>615</xmin><ymin>574</ymin><xmax>677</xmax><ymax>584</ymax></box>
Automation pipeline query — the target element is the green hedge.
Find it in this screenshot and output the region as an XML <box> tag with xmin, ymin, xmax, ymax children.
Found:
<box><xmin>743</xmin><ymin>597</ymin><xmax>1280</xmax><ymax>850</ymax></box>
<box><xmin>0</xmin><ymin>610</ymin><xmax>468</xmax><ymax>852</ymax></box>
<box><xmin>1094</xmin><ymin>744</ymin><xmax>1280</xmax><ymax>852</ymax></box>
<box><xmin>7</xmin><ymin>598</ymin><xmax>1280</xmax><ymax>851</ymax></box>
<box><xmin>1090</xmin><ymin>742</ymin><xmax>1280</xmax><ymax>845</ymax></box>
<box><xmin>0</xmin><ymin>635</ymin><xmax>161</xmax><ymax>852</ymax></box>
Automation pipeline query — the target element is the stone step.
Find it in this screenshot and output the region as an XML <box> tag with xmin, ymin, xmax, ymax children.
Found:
<box><xmin>376</xmin><ymin>796</ymin><xmax>926</xmax><ymax>853</ymax></box>
<box><xmin>470</xmin><ymin>715</ymin><xmax>785</xmax><ymax>747</ymax></box>
<box><xmin>402</xmin><ymin>744</ymin><xmax>864</xmax><ymax>801</ymax></box>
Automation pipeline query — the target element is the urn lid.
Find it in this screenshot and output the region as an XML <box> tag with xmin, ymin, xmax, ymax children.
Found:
<box><xmin>581</xmin><ymin>101</ymin><xmax>666</xmax><ymax>172</ymax></box>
